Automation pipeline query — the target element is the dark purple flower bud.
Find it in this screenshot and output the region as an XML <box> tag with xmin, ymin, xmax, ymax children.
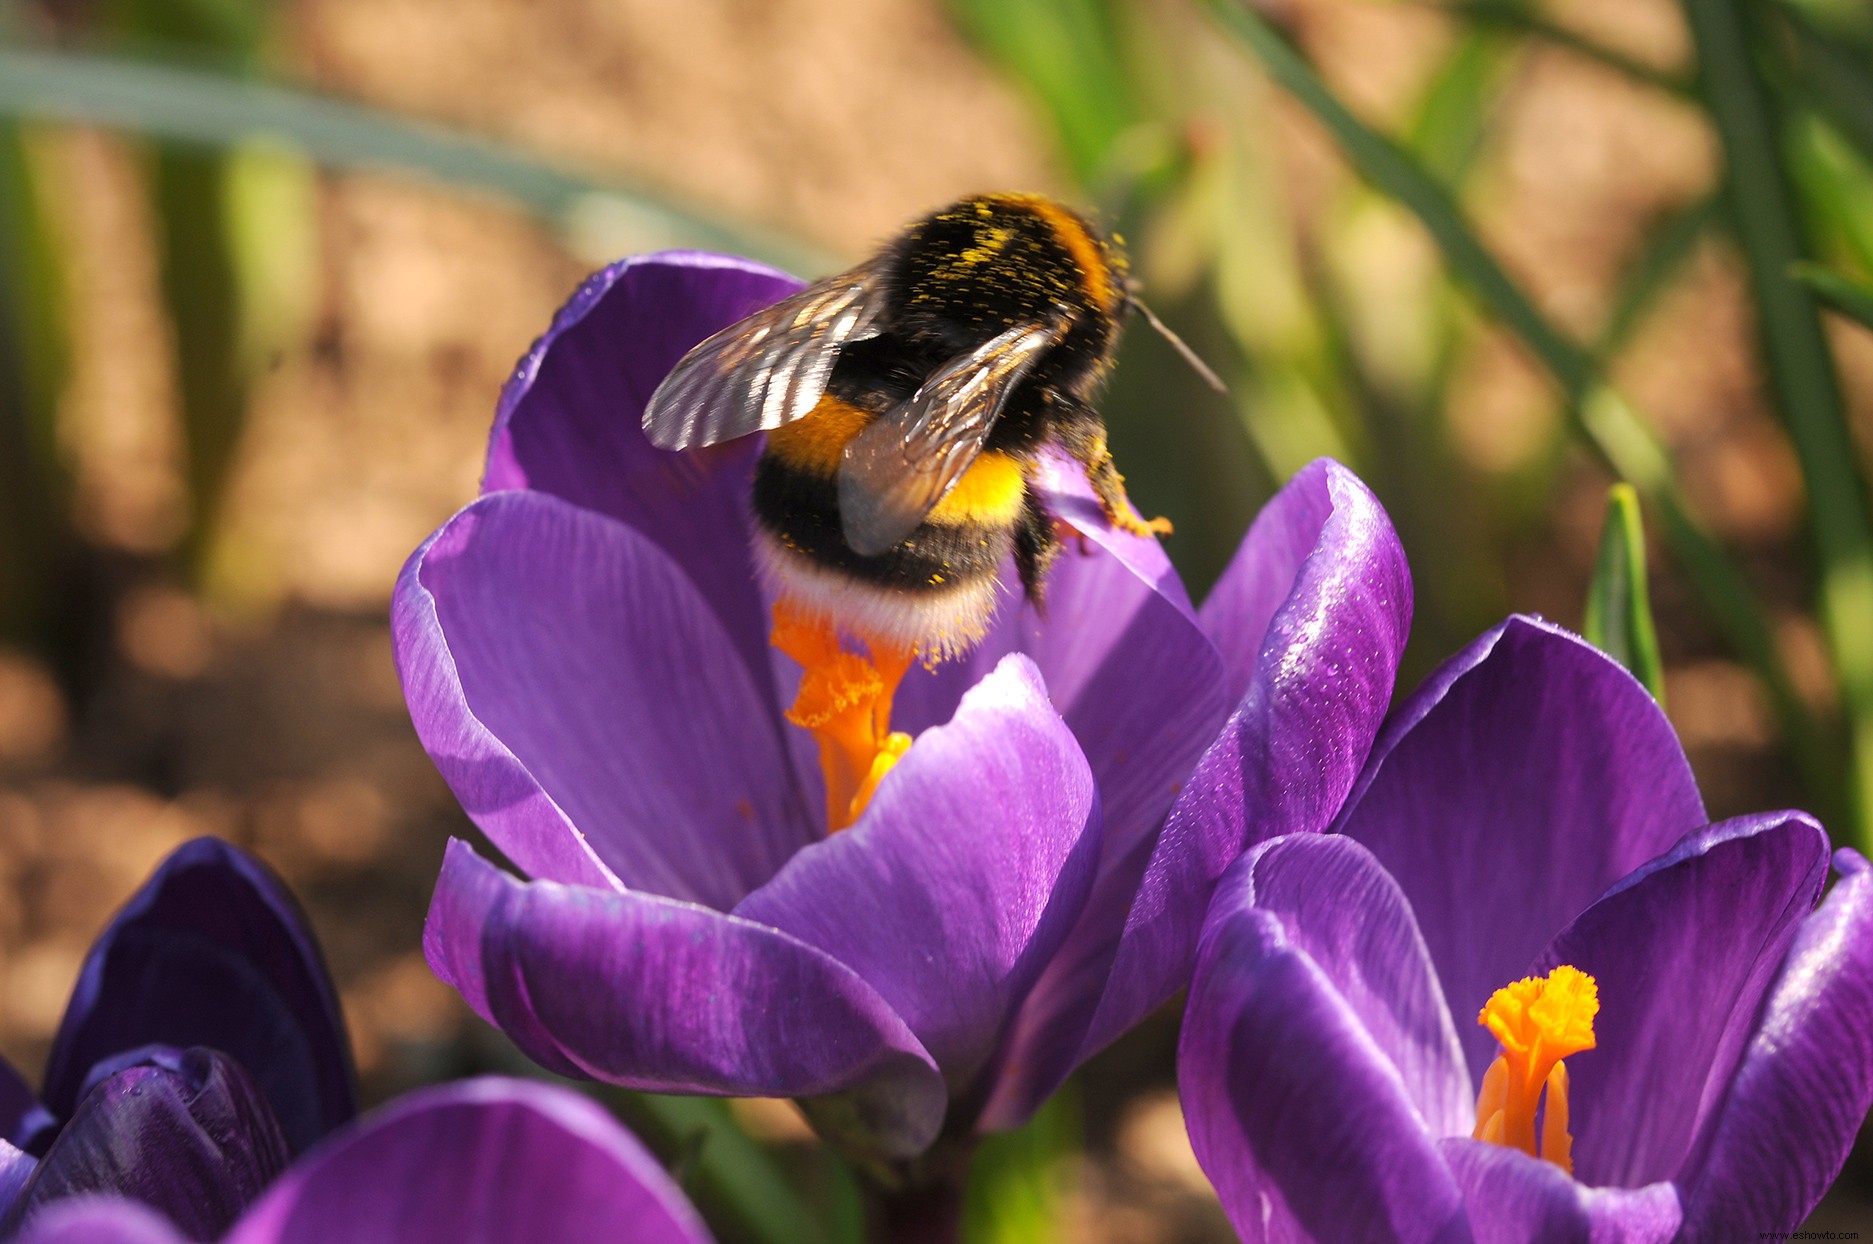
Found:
<box><xmin>41</xmin><ymin>838</ymin><xmax>355</xmax><ymax>1156</ymax></box>
<box><xmin>0</xmin><ymin>839</ymin><xmax>356</xmax><ymax>1235</ymax></box>
<box><xmin>2</xmin><ymin>1049</ymin><xmax>289</xmax><ymax>1242</ymax></box>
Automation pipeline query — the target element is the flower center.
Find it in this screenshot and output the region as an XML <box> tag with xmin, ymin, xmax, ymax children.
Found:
<box><xmin>1472</xmin><ymin>964</ymin><xmax>1598</xmax><ymax>1174</ymax></box>
<box><xmin>770</xmin><ymin>604</ymin><xmax>915</xmax><ymax>833</ymax></box>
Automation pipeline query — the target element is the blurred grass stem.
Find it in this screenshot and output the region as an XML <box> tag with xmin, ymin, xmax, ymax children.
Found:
<box><xmin>1439</xmin><ymin>0</ymin><xmax>1695</xmax><ymax>98</ymax></box>
<box><xmin>1793</xmin><ymin>263</ymin><xmax>1873</xmax><ymax>333</ymax></box>
<box><xmin>0</xmin><ymin>43</ymin><xmax>832</xmax><ymax>274</ymax></box>
<box><xmin>1205</xmin><ymin>0</ymin><xmax>1837</xmax><ymax>817</ymax></box>
<box><xmin>1683</xmin><ymin>0</ymin><xmax>1873</xmax><ymax>851</ymax></box>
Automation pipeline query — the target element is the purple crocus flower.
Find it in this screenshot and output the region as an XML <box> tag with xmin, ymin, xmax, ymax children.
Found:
<box><xmin>0</xmin><ymin>838</ymin><xmax>356</xmax><ymax>1240</ymax></box>
<box><xmin>7</xmin><ymin>1077</ymin><xmax>714</xmax><ymax>1244</ymax></box>
<box><xmin>1178</xmin><ymin>616</ymin><xmax>1873</xmax><ymax>1240</ymax></box>
<box><xmin>394</xmin><ymin>252</ymin><xmax>1412</xmax><ymax>1160</ymax></box>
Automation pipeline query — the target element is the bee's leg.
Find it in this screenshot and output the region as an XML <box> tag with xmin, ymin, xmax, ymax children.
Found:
<box><xmin>1013</xmin><ymin>487</ymin><xmax>1062</xmax><ymax>612</ymax></box>
<box><xmin>1049</xmin><ymin>396</ymin><xmax>1173</xmax><ymax>538</ymax></box>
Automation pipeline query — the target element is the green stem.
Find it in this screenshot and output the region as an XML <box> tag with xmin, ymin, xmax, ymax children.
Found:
<box><xmin>1683</xmin><ymin>0</ymin><xmax>1873</xmax><ymax>850</ymax></box>
<box><xmin>1203</xmin><ymin>0</ymin><xmax>1835</xmax><ymax>809</ymax></box>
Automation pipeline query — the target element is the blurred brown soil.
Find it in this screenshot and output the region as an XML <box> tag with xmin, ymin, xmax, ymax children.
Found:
<box><xmin>4</xmin><ymin>0</ymin><xmax>1872</xmax><ymax>1236</ymax></box>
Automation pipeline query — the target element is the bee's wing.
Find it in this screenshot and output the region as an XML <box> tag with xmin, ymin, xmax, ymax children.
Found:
<box><xmin>642</xmin><ymin>259</ymin><xmax>888</xmax><ymax>451</ymax></box>
<box><xmin>837</xmin><ymin>322</ymin><xmax>1058</xmax><ymax>556</ymax></box>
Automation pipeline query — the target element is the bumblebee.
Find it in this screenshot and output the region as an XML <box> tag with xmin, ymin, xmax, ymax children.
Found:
<box><xmin>645</xmin><ymin>191</ymin><xmax>1176</xmax><ymax>659</ymax></box>
<box><xmin>645</xmin><ymin>193</ymin><xmax>1218</xmax><ymax>830</ymax></box>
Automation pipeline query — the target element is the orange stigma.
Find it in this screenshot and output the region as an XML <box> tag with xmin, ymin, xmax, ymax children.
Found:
<box><xmin>770</xmin><ymin>603</ymin><xmax>914</xmax><ymax>833</ymax></box>
<box><xmin>1472</xmin><ymin>965</ymin><xmax>1598</xmax><ymax>1174</ymax></box>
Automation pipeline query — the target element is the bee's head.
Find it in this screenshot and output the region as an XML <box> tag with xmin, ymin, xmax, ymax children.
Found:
<box><xmin>894</xmin><ymin>195</ymin><xmax>1121</xmax><ymax>339</ymax></box>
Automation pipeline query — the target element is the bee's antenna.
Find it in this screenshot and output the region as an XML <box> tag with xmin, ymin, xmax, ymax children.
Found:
<box><xmin>1129</xmin><ymin>295</ymin><xmax>1229</xmax><ymax>396</ymax></box>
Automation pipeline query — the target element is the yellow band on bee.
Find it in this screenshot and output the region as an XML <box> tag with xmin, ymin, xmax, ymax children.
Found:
<box><xmin>764</xmin><ymin>396</ymin><xmax>869</xmax><ymax>477</ymax></box>
<box><xmin>764</xmin><ymin>395</ymin><xmax>1026</xmax><ymax>529</ymax></box>
<box><xmin>926</xmin><ymin>451</ymin><xmax>1026</xmax><ymax>527</ymax></box>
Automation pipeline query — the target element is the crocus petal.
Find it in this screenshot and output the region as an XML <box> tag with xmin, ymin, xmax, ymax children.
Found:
<box><xmin>1179</xmin><ymin>852</ymin><xmax>1470</xmax><ymax>1244</ymax></box>
<box><xmin>1680</xmin><ymin>849</ymin><xmax>1873</xmax><ymax>1233</ymax></box>
<box><xmin>894</xmin><ymin>452</ymin><xmax>1222</xmax><ymax>851</ymax></box>
<box><xmin>11</xmin><ymin>1201</ymin><xmax>188</xmax><ymax>1244</ymax></box>
<box><xmin>1198</xmin><ymin>458</ymin><xmax>1340</xmax><ymax>705</ymax></box>
<box><xmin>423</xmin><ymin>840</ymin><xmax>946</xmax><ymax>1158</ymax></box>
<box><xmin>40</xmin><ymin>839</ymin><xmax>354</xmax><ymax>1156</ymax></box>
<box><xmin>0</xmin><ymin>1057</ymin><xmax>53</xmax><ymax>1152</ymax></box>
<box><xmin>899</xmin><ymin>457</ymin><xmax>1236</xmax><ymax>1128</ymax></box>
<box><xmin>0</xmin><ymin>1138</ymin><xmax>35</xmax><ymax>1223</ymax></box>
<box><xmin>1014</xmin><ymin>455</ymin><xmax>1223</xmax><ymax>844</ymax></box>
<box><xmin>1039</xmin><ymin>457</ymin><xmax>1410</xmax><ymax>1087</ymax></box>
<box><xmin>395</xmin><ymin>489</ymin><xmax>814</xmax><ymax>908</ymax></box>
<box><xmin>1334</xmin><ymin>617</ymin><xmax>1707</xmax><ymax>1083</ymax></box>
<box><xmin>4</xmin><ymin>1050</ymin><xmax>290</xmax><ymax>1241</ymax></box>
<box><xmin>737</xmin><ymin>656</ymin><xmax>1099</xmax><ymax>1097</ymax></box>
<box><xmin>482</xmin><ymin>251</ymin><xmax>802</xmax><ymax>698</ymax></box>
<box><xmin>226</xmin><ymin>1079</ymin><xmax>713</xmax><ymax>1244</ymax></box>
<box><xmin>1241</xmin><ymin>834</ymin><xmax>1472</xmax><ymax>1134</ymax></box>
<box><xmin>1440</xmin><ymin>1141</ymin><xmax>1682</xmax><ymax>1244</ymax></box>
<box><xmin>1530</xmin><ymin>813</ymin><xmax>1829</xmax><ymax>1189</ymax></box>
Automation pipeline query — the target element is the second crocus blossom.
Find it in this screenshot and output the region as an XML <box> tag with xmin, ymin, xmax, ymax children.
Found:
<box><xmin>397</xmin><ymin>252</ymin><xmax>1412</xmax><ymax>1159</ymax></box>
<box><xmin>1178</xmin><ymin>617</ymin><xmax>1873</xmax><ymax>1240</ymax></box>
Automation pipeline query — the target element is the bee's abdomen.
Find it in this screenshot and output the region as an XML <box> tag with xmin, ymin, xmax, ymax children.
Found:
<box><xmin>751</xmin><ymin>455</ymin><xmax>1013</xmax><ymax>591</ymax></box>
<box><xmin>751</xmin><ymin>397</ymin><xmax>1021</xmax><ymax>654</ymax></box>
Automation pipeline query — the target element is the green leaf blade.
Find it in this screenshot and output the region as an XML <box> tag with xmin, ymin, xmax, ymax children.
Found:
<box><xmin>1792</xmin><ymin>261</ymin><xmax>1873</xmax><ymax>333</ymax></box>
<box><xmin>1584</xmin><ymin>484</ymin><xmax>1667</xmax><ymax>705</ymax></box>
<box><xmin>963</xmin><ymin>1086</ymin><xmax>1080</xmax><ymax>1244</ymax></box>
<box><xmin>1684</xmin><ymin>0</ymin><xmax>1873</xmax><ymax>848</ymax></box>
<box><xmin>1201</xmin><ymin>0</ymin><xmax>1832</xmax><ymax>815</ymax></box>
<box><xmin>0</xmin><ymin>43</ymin><xmax>830</xmax><ymax>273</ymax></box>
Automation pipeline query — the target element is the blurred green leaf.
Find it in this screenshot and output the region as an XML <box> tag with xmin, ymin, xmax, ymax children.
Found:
<box><xmin>101</xmin><ymin>0</ymin><xmax>279</xmax><ymax>581</ymax></box>
<box><xmin>963</xmin><ymin>1086</ymin><xmax>1079</xmax><ymax>1244</ymax></box>
<box><xmin>1203</xmin><ymin>0</ymin><xmax>1832</xmax><ymax>810</ymax></box>
<box><xmin>0</xmin><ymin>124</ymin><xmax>64</xmax><ymax>477</ymax></box>
<box><xmin>150</xmin><ymin>145</ymin><xmax>248</xmax><ymax>574</ymax></box>
<box><xmin>161</xmin><ymin>0</ymin><xmax>268</xmax><ymax>49</ymax></box>
<box><xmin>1686</xmin><ymin>0</ymin><xmax>1873</xmax><ymax>847</ymax></box>
<box><xmin>1596</xmin><ymin>195</ymin><xmax>1719</xmax><ymax>355</ymax></box>
<box><xmin>1785</xmin><ymin>111</ymin><xmax>1873</xmax><ymax>274</ymax></box>
<box><xmin>1793</xmin><ymin>260</ymin><xmax>1873</xmax><ymax>330</ymax></box>
<box><xmin>607</xmin><ymin>1094</ymin><xmax>842</xmax><ymax>1244</ymax></box>
<box><xmin>1584</xmin><ymin>484</ymin><xmax>1666</xmax><ymax>705</ymax></box>
<box><xmin>1777</xmin><ymin>5</ymin><xmax>1873</xmax><ymax>179</ymax></box>
<box><xmin>1774</xmin><ymin>0</ymin><xmax>1873</xmax><ymax>53</ymax></box>
<box><xmin>1405</xmin><ymin>26</ymin><xmax>1522</xmax><ymax>181</ymax></box>
<box><xmin>1442</xmin><ymin>0</ymin><xmax>1693</xmax><ymax>98</ymax></box>
<box><xmin>1205</xmin><ymin>0</ymin><xmax>1583</xmax><ymax>391</ymax></box>
<box><xmin>945</xmin><ymin>0</ymin><xmax>1143</xmax><ymax>186</ymax></box>
<box><xmin>0</xmin><ymin>121</ymin><xmax>79</xmax><ymax>650</ymax></box>
<box><xmin>0</xmin><ymin>43</ymin><xmax>830</xmax><ymax>272</ymax></box>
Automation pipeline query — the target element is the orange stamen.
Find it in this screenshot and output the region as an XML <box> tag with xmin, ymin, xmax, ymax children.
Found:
<box><xmin>1473</xmin><ymin>965</ymin><xmax>1597</xmax><ymax>1173</ymax></box>
<box><xmin>771</xmin><ymin>603</ymin><xmax>914</xmax><ymax>833</ymax></box>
